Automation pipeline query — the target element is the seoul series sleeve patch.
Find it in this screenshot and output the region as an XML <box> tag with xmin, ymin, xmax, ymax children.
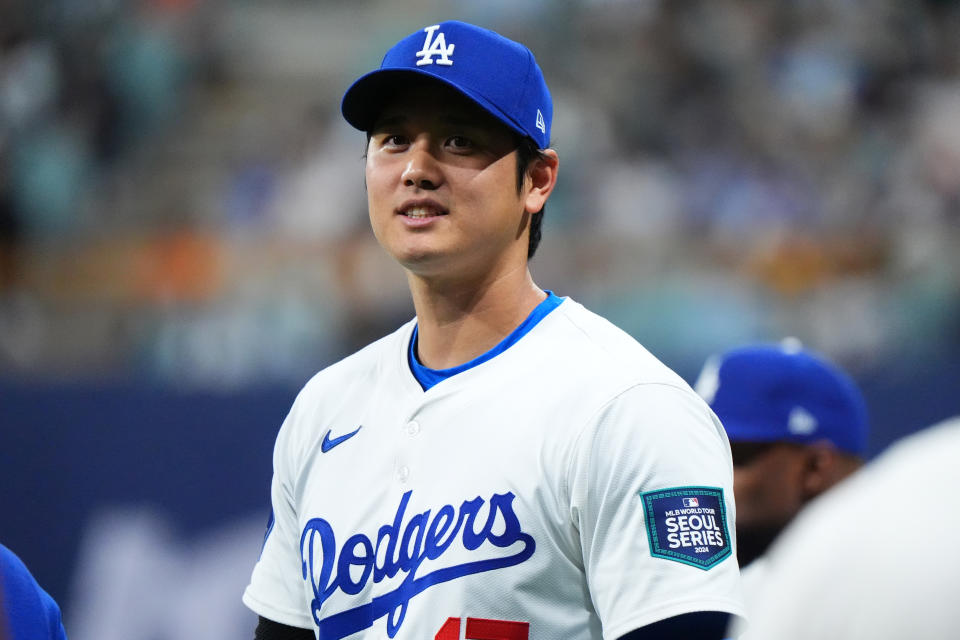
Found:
<box><xmin>640</xmin><ymin>487</ymin><xmax>732</xmax><ymax>570</ymax></box>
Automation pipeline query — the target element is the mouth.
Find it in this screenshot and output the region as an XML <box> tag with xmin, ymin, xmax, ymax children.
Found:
<box><xmin>397</xmin><ymin>203</ymin><xmax>448</xmax><ymax>219</ymax></box>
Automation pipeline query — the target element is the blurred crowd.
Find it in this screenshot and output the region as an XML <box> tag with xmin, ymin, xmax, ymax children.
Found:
<box><xmin>1</xmin><ymin>0</ymin><xmax>958</xmax><ymax>388</ymax></box>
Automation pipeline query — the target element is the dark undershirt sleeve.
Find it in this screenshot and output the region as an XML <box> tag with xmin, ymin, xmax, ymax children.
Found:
<box><xmin>617</xmin><ymin>611</ymin><xmax>732</xmax><ymax>640</ymax></box>
<box><xmin>254</xmin><ymin>610</ymin><xmax>730</xmax><ymax>640</ymax></box>
<box><xmin>254</xmin><ymin>616</ymin><xmax>315</xmax><ymax>640</ymax></box>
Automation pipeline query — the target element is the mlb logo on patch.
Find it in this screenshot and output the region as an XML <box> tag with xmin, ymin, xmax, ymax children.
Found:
<box><xmin>640</xmin><ymin>486</ymin><xmax>731</xmax><ymax>570</ymax></box>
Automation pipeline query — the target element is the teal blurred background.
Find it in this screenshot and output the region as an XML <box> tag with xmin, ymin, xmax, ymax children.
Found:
<box><xmin>1</xmin><ymin>1</ymin><xmax>958</xmax><ymax>638</ymax></box>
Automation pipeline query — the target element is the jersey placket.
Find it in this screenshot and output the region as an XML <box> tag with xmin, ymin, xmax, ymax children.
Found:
<box><xmin>394</xmin><ymin>405</ymin><xmax>424</xmax><ymax>487</ymax></box>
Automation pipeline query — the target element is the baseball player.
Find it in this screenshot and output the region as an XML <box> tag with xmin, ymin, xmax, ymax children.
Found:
<box><xmin>694</xmin><ymin>340</ymin><xmax>868</xmax><ymax>629</ymax></box>
<box><xmin>244</xmin><ymin>21</ymin><xmax>744</xmax><ymax>640</ymax></box>
<box><xmin>732</xmin><ymin>415</ymin><xmax>960</xmax><ymax>639</ymax></box>
<box><xmin>0</xmin><ymin>543</ymin><xmax>68</xmax><ymax>640</ymax></box>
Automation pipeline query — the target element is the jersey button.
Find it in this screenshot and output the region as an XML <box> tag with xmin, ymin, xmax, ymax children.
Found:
<box><xmin>405</xmin><ymin>421</ymin><xmax>420</xmax><ymax>437</ymax></box>
<box><xmin>396</xmin><ymin>465</ymin><xmax>410</xmax><ymax>483</ymax></box>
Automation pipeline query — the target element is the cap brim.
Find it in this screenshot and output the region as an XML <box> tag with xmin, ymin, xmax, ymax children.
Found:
<box><xmin>341</xmin><ymin>68</ymin><xmax>532</xmax><ymax>144</ymax></box>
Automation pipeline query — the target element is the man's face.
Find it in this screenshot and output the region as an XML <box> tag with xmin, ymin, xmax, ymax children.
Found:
<box><xmin>730</xmin><ymin>441</ymin><xmax>809</xmax><ymax>566</ymax></box>
<box><xmin>364</xmin><ymin>81</ymin><xmax>538</xmax><ymax>280</ymax></box>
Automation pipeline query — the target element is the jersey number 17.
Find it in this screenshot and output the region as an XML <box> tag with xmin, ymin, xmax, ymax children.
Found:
<box><xmin>435</xmin><ymin>616</ymin><xmax>529</xmax><ymax>639</ymax></box>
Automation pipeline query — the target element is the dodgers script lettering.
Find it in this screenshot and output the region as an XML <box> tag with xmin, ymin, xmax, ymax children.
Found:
<box><xmin>300</xmin><ymin>490</ymin><xmax>535</xmax><ymax>639</ymax></box>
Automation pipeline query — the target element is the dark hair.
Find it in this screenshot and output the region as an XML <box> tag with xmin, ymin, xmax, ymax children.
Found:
<box><xmin>515</xmin><ymin>137</ymin><xmax>549</xmax><ymax>259</ymax></box>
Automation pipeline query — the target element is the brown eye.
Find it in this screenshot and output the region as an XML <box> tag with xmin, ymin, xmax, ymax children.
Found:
<box><xmin>383</xmin><ymin>134</ymin><xmax>409</xmax><ymax>147</ymax></box>
<box><xmin>446</xmin><ymin>135</ymin><xmax>474</xmax><ymax>150</ymax></box>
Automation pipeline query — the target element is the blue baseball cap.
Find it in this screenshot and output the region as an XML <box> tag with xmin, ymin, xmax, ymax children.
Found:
<box><xmin>695</xmin><ymin>341</ymin><xmax>869</xmax><ymax>455</ymax></box>
<box><xmin>341</xmin><ymin>21</ymin><xmax>552</xmax><ymax>149</ymax></box>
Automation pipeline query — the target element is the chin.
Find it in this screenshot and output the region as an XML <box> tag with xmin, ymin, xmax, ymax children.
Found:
<box><xmin>398</xmin><ymin>253</ymin><xmax>451</xmax><ymax>276</ymax></box>
<box><xmin>401</xmin><ymin>249</ymin><xmax>479</xmax><ymax>281</ymax></box>
<box><xmin>387</xmin><ymin>234</ymin><xmax>458</xmax><ymax>264</ymax></box>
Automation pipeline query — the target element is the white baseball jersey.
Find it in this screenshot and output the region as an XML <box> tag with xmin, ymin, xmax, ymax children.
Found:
<box><xmin>244</xmin><ymin>296</ymin><xmax>744</xmax><ymax>639</ymax></box>
<box><xmin>729</xmin><ymin>557</ymin><xmax>768</xmax><ymax>640</ymax></box>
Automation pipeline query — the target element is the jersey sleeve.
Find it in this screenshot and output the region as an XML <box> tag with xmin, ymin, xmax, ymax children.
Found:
<box><xmin>243</xmin><ymin>395</ymin><xmax>315</xmax><ymax>629</ymax></box>
<box><xmin>567</xmin><ymin>383</ymin><xmax>745</xmax><ymax>640</ymax></box>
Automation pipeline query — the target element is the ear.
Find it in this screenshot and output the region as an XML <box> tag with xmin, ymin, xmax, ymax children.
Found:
<box><xmin>523</xmin><ymin>149</ymin><xmax>559</xmax><ymax>214</ymax></box>
<box><xmin>800</xmin><ymin>443</ymin><xmax>840</xmax><ymax>501</ymax></box>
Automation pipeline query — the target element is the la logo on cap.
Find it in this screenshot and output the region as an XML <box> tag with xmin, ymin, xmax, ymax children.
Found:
<box><xmin>416</xmin><ymin>25</ymin><xmax>455</xmax><ymax>66</ymax></box>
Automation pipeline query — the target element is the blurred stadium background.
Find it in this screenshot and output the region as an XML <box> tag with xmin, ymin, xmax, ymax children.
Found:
<box><xmin>1</xmin><ymin>0</ymin><xmax>958</xmax><ymax>638</ymax></box>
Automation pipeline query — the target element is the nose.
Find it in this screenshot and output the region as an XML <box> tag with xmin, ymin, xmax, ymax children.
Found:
<box><xmin>401</xmin><ymin>140</ymin><xmax>442</xmax><ymax>190</ymax></box>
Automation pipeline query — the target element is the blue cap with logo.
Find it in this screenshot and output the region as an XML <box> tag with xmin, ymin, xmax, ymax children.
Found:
<box><xmin>695</xmin><ymin>341</ymin><xmax>869</xmax><ymax>456</ymax></box>
<box><xmin>341</xmin><ymin>21</ymin><xmax>552</xmax><ymax>149</ymax></box>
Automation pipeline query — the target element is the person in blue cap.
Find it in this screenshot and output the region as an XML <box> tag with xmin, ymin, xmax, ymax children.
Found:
<box><xmin>731</xmin><ymin>415</ymin><xmax>958</xmax><ymax>640</ymax></box>
<box><xmin>694</xmin><ymin>340</ymin><xmax>868</xmax><ymax>627</ymax></box>
<box><xmin>1</xmin><ymin>543</ymin><xmax>68</xmax><ymax>640</ymax></box>
<box><xmin>244</xmin><ymin>21</ymin><xmax>744</xmax><ymax>640</ymax></box>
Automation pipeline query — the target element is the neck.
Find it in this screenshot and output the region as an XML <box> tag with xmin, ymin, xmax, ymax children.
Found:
<box><xmin>408</xmin><ymin>266</ymin><xmax>545</xmax><ymax>369</ymax></box>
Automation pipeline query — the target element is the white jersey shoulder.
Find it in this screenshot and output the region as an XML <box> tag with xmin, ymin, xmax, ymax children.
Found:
<box><xmin>513</xmin><ymin>300</ymin><xmax>729</xmax><ymax>454</ymax></box>
<box><xmin>548</xmin><ymin>298</ymin><xmax>694</xmax><ymax>388</ymax></box>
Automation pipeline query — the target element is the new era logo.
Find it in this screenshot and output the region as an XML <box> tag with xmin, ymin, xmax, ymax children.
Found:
<box><xmin>416</xmin><ymin>25</ymin><xmax>455</xmax><ymax>66</ymax></box>
<box><xmin>535</xmin><ymin>109</ymin><xmax>546</xmax><ymax>134</ymax></box>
